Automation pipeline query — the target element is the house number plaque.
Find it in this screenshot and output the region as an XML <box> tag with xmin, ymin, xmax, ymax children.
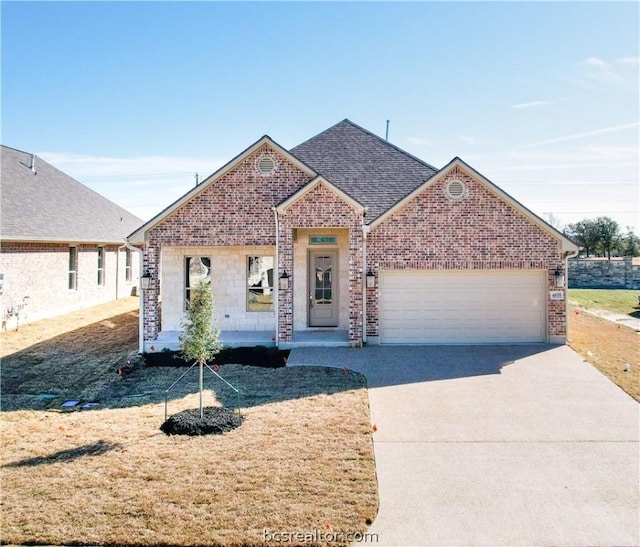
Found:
<box><xmin>309</xmin><ymin>236</ymin><xmax>337</xmax><ymax>245</ymax></box>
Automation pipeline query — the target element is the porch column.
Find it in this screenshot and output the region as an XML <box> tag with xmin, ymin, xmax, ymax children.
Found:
<box><xmin>277</xmin><ymin>226</ymin><xmax>293</xmax><ymax>343</ymax></box>
<box><xmin>142</xmin><ymin>244</ymin><xmax>160</xmax><ymax>346</ymax></box>
<box><xmin>348</xmin><ymin>227</ymin><xmax>364</xmax><ymax>344</ymax></box>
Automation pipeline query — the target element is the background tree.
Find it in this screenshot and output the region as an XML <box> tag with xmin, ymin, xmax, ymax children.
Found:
<box><xmin>623</xmin><ymin>227</ymin><xmax>640</xmax><ymax>256</ymax></box>
<box><xmin>594</xmin><ymin>216</ymin><xmax>620</xmax><ymax>259</ymax></box>
<box><xmin>180</xmin><ymin>279</ymin><xmax>222</xmax><ymax>418</ymax></box>
<box><xmin>567</xmin><ymin>219</ymin><xmax>599</xmax><ymax>257</ymax></box>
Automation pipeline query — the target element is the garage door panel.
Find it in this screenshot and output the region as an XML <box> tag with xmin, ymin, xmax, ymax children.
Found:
<box><xmin>379</xmin><ymin>270</ymin><xmax>546</xmax><ymax>344</ymax></box>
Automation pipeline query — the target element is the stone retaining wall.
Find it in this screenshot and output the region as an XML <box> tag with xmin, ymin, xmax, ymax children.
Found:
<box><xmin>569</xmin><ymin>257</ymin><xmax>640</xmax><ymax>289</ymax></box>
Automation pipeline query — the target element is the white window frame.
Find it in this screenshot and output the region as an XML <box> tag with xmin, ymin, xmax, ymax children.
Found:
<box><xmin>247</xmin><ymin>256</ymin><xmax>274</xmax><ymax>312</ymax></box>
<box><xmin>97</xmin><ymin>246</ymin><xmax>105</xmax><ymax>286</ymax></box>
<box><xmin>185</xmin><ymin>256</ymin><xmax>211</xmax><ymax>308</ymax></box>
<box><xmin>69</xmin><ymin>246</ymin><xmax>78</xmax><ymax>291</ymax></box>
<box><xmin>124</xmin><ymin>248</ymin><xmax>132</xmax><ymax>282</ymax></box>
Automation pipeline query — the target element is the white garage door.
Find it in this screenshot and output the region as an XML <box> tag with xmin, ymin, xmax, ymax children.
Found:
<box><xmin>379</xmin><ymin>270</ymin><xmax>546</xmax><ymax>344</ymax></box>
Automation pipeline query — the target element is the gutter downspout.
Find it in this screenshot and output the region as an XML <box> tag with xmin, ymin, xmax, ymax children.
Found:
<box><xmin>362</xmin><ymin>214</ymin><xmax>369</xmax><ymax>345</ymax></box>
<box><xmin>272</xmin><ymin>207</ymin><xmax>279</xmax><ymax>347</ymax></box>
<box><xmin>125</xmin><ymin>239</ymin><xmax>145</xmax><ymax>354</ymax></box>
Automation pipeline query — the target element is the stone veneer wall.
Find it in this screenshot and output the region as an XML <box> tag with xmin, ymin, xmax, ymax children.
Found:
<box><xmin>568</xmin><ymin>258</ymin><xmax>640</xmax><ymax>289</ymax></box>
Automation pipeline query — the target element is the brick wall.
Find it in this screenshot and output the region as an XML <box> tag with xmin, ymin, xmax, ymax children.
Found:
<box><xmin>141</xmin><ymin>152</ymin><xmax>569</xmax><ymax>347</ymax></box>
<box><xmin>0</xmin><ymin>241</ymin><xmax>140</xmax><ymax>329</ymax></box>
<box><xmin>277</xmin><ymin>183</ymin><xmax>364</xmax><ymax>343</ymax></box>
<box><xmin>143</xmin><ymin>144</ymin><xmax>311</xmax><ymax>342</ymax></box>
<box><xmin>366</xmin><ymin>168</ymin><xmax>565</xmax><ymax>340</ymax></box>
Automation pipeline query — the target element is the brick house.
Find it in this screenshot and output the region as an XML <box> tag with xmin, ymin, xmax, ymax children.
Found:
<box><xmin>128</xmin><ymin>119</ymin><xmax>578</xmax><ymax>352</ymax></box>
<box><xmin>1</xmin><ymin>145</ymin><xmax>143</xmax><ymax>329</ymax></box>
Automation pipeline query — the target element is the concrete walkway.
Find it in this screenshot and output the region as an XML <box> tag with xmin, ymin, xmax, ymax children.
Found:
<box><xmin>288</xmin><ymin>345</ymin><xmax>640</xmax><ymax>546</ymax></box>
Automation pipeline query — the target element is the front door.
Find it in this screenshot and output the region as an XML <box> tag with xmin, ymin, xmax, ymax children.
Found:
<box><xmin>308</xmin><ymin>250</ymin><xmax>338</xmax><ymax>327</ymax></box>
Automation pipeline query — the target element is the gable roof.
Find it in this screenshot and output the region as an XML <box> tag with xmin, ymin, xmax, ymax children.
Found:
<box><xmin>1</xmin><ymin>145</ymin><xmax>143</xmax><ymax>244</ymax></box>
<box><xmin>290</xmin><ymin>119</ymin><xmax>438</xmax><ymax>222</ymax></box>
<box><xmin>276</xmin><ymin>175</ymin><xmax>366</xmax><ymax>215</ymax></box>
<box><xmin>128</xmin><ymin>135</ymin><xmax>316</xmax><ymax>243</ymax></box>
<box><xmin>370</xmin><ymin>156</ymin><xmax>579</xmax><ymax>253</ymax></box>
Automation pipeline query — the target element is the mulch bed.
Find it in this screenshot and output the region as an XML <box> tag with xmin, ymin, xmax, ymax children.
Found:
<box><xmin>160</xmin><ymin>406</ymin><xmax>243</xmax><ymax>436</ymax></box>
<box><xmin>144</xmin><ymin>346</ymin><xmax>289</xmax><ymax>368</ymax></box>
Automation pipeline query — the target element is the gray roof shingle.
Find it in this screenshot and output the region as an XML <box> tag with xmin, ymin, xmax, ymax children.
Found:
<box><xmin>1</xmin><ymin>145</ymin><xmax>143</xmax><ymax>243</ymax></box>
<box><xmin>290</xmin><ymin>119</ymin><xmax>438</xmax><ymax>221</ymax></box>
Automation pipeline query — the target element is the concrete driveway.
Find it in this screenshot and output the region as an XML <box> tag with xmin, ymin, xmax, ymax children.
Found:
<box><xmin>287</xmin><ymin>345</ymin><xmax>640</xmax><ymax>546</ymax></box>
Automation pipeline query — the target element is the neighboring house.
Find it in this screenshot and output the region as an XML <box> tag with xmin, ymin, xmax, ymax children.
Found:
<box><xmin>129</xmin><ymin>119</ymin><xmax>578</xmax><ymax>352</ymax></box>
<box><xmin>1</xmin><ymin>145</ymin><xmax>143</xmax><ymax>329</ymax></box>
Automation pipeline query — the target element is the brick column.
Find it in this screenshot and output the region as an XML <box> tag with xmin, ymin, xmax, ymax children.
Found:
<box><xmin>142</xmin><ymin>244</ymin><xmax>160</xmax><ymax>344</ymax></box>
<box><xmin>277</xmin><ymin>227</ymin><xmax>293</xmax><ymax>343</ymax></box>
<box><xmin>348</xmin><ymin>228</ymin><xmax>363</xmax><ymax>344</ymax></box>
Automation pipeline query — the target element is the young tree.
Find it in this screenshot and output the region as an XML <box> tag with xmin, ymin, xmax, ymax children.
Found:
<box><xmin>180</xmin><ymin>279</ymin><xmax>222</xmax><ymax>418</ymax></box>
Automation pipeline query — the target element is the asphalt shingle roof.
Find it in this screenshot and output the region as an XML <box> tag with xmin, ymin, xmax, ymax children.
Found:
<box><xmin>1</xmin><ymin>145</ymin><xmax>143</xmax><ymax>243</ymax></box>
<box><xmin>290</xmin><ymin>119</ymin><xmax>438</xmax><ymax>221</ymax></box>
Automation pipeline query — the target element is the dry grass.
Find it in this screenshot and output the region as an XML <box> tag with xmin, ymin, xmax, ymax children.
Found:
<box><xmin>568</xmin><ymin>303</ymin><xmax>640</xmax><ymax>402</ymax></box>
<box><xmin>0</xmin><ymin>300</ymin><xmax>377</xmax><ymax>546</ymax></box>
<box><xmin>0</xmin><ymin>296</ymin><xmax>141</xmax><ymax>358</ymax></box>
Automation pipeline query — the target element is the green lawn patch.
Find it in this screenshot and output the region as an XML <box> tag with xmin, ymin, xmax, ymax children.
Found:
<box><xmin>567</xmin><ymin>289</ymin><xmax>640</xmax><ymax>317</ymax></box>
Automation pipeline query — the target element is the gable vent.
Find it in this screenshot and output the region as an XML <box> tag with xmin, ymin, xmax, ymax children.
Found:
<box><xmin>258</xmin><ymin>156</ymin><xmax>275</xmax><ymax>175</ymax></box>
<box><xmin>445</xmin><ymin>178</ymin><xmax>466</xmax><ymax>200</ymax></box>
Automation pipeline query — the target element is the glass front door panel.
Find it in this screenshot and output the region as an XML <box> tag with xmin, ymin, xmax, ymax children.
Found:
<box><xmin>314</xmin><ymin>256</ymin><xmax>332</xmax><ymax>304</ymax></box>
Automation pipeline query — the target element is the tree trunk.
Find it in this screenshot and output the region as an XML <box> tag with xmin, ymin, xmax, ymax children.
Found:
<box><xmin>199</xmin><ymin>357</ymin><xmax>204</xmax><ymax>419</ymax></box>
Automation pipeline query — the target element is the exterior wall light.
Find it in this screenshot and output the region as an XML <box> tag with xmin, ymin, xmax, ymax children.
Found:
<box><xmin>140</xmin><ymin>271</ymin><xmax>153</xmax><ymax>291</ymax></box>
<box><xmin>553</xmin><ymin>267</ymin><xmax>565</xmax><ymax>288</ymax></box>
<box><xmin>366</xmin><ymin>269</ymin><xmax>376</xmax><ymax>289</ymax></box>
<box><xmin>279</xmin><ymin>270</ymin><xmax>290</xmax><ymax>290</ymax></box>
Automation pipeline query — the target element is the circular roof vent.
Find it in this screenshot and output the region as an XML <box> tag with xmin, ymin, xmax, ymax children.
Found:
<box><xmin>257</xmin><ymin>156</ymin><xmax>275</xmax><ymax>175</ymax></box>
<box><xmin>445</xmin><ymin>178</ymin><xmax>466</xmax><ymax>200</ymax></box>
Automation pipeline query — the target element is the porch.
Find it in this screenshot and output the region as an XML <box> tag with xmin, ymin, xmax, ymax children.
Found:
<box><xmin>147</xmin><ymin>329</ymin><xmax>351</xmax><ymax>352</ymax></box>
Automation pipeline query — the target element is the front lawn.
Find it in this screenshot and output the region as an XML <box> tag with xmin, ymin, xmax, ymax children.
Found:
<box><xmin>568</xmin><ymin>302</ymin><xmax>640</xmax><ymax>403</ymax></box>
<box><xmin>0</xmin><ymin>300</ymin><xmax>378</xmax><ymax>546</ymax></box>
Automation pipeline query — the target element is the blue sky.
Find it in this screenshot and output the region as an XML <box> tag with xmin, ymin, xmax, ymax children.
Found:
<box><xmin>2</xmin><ymin>1</ymin><xmax>638</xmax><ymax>231</ymax></box>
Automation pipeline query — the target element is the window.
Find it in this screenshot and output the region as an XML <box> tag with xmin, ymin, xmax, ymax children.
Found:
<box><xmin>124</xmin><ymin>248</ymin><xmax>132</xmax><ymax>282</ymax></box>
<box><xmin>185</xmin><ymin>256</ymin><xmax>211</xmax><ymax>304</ymax></box>
<box><xmin>97</xmin><ymin>247</ymin><xmax>105</xmax><ymax>286</ymax></box>
<box><xmin>69</xmin><ymin>246</ymin><xmax>78</xmax><ymax>291</ymax></box>
<box><xmin>247</xmin><ymin>256</ymin><xmax>274</xmax><ymax>311</ymax></box>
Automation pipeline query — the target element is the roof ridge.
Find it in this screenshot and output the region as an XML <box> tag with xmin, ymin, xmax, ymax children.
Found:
<box><xmin>1</xmin><ymin>144</ymin><xmax>33</xmax><ymax>155</ymax></box>
<box><xmin>290</xmin><ymin>119</ymin><xmax>439</xmax><ymax>174</ymax></box>
<box><xmin>340</xmin><ymin>119</ymin><xmax>439</xmax><ymax>172</ymax></box>
<box><xmin>289</xmin><ymin>118</ymin><xmax>351</xmax><ymax>151</ymax></box>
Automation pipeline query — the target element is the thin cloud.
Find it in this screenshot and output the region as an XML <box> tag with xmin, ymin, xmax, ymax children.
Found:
<box><xmin>580</xmin><ymin>56</ymin><xmax>638</xmax><ymax>88</ymax></box>
<box><xmin>458</xmin><ymin>135</ymin><xmax>483</xmax><ymax>145</ymax></box>
<box><xmin>38</xmin><ymin>152</ymin><xmax>226</xmax><ymax>221</ymax></box>
<box><xmin>39</xmin><ymin>152</ymin><xmax>224</xmax><ymax>180</ymax></box>
<box><xmin>510</xmin><ymin>100</ymin><xmax>552</xmax><ymax>110</ymax></box>
<box><xmin>518</xmin><ymin>122</ymin><xmax>640</xmax><ymax>149</ymax></box>
<box><xmin>616</xmin><ymin>56</ymin><xmax>640</xmax><ymax>65</ymax></box>
<box><xmin>406</xmin><ymin>137</ymin><xmax>434</xmax><ymax>146</ymax></box>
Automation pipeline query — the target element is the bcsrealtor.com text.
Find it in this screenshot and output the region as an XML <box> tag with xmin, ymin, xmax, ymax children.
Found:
<box><xmin>264</xmin><ymin>528</ymin><xmax>379</xmax><ymax>544</ymax></box>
